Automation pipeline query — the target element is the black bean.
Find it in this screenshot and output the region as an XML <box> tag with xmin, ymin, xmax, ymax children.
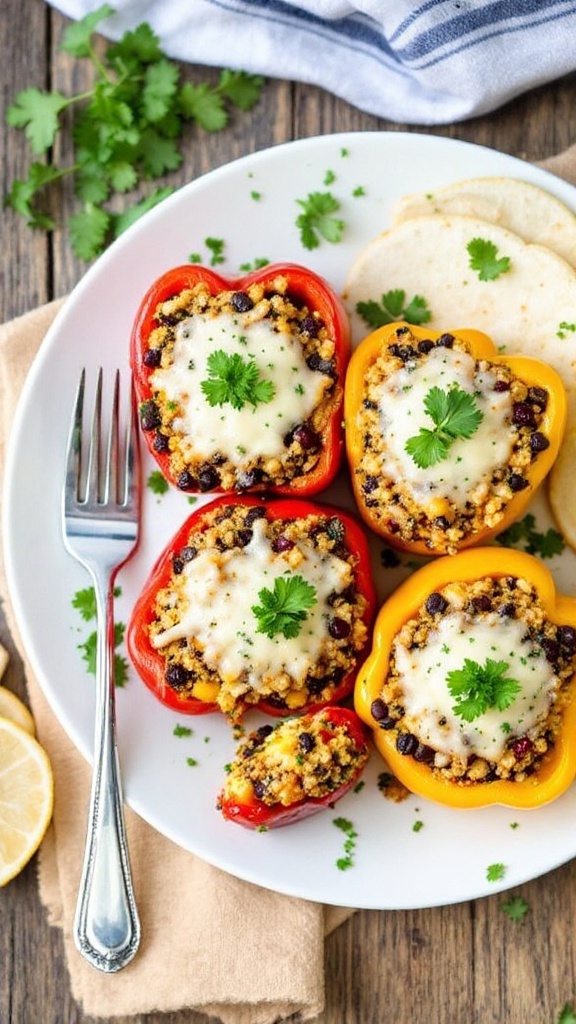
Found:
<box><xmin>437</xmin><ymin>333</ymin><xmax>455</xmax><ymax>348</ymax></box>
<box><xmin>245</xmin><ymin>505</ymin><xmax>267</xmax><ymax>525</ymax></box>
<box><xmin>139</xmin><ymin>400</ymin><xmax>161</xmax><ymax>431</ymax></box>
<box><xmin>289</xmin><ymin>424</ymin><xmax>320</xmax><ymax>450</ymax></box>
<box><xmin>472</xmin><ymin>595</ymin><xmax>492</xmax><ymax>613</ymax></box>
<box><xmin>527</xmin><ymin>386</ymin><xmax>548</xmax><ymax>410</ymax></box>
<box><xmin>231</xmin><ymin>291</ymin><xmax>254</xmax><ymax>312</ymax></box>
<box><xmin>433</xmin><ymin>515</ymin><xmax>450</xmax><ymax>530</ymax></box>
<box><xmin>498</xmin><ymin>602</ymin><xmax>516</xmax><ymax>618</ymax></box>
<box><xmin>306</xmin><ymin>353</ymin><xmax>336</xmax><ymax>377</ymax></box>
<box><xmin>328</xmin><ymin>617</ymin><xmax>351</xmax><ymax>640</ymax></box>
<box><xmin>165</xmin><ymin>664</ymin><xmax>190</xmax><ymax>690</ymax></box>
<box><xmin>236</xmin><ymin>529</ymin><xmax>253</xmax><ymax>548</ymax></box>
<box><xmin>413</xmin><ymin>742</ymin><xmax>435</xmax><ymax>764</ymax></box>
<box><xmin>143</xmin><ymin>347</ymin><xmax>163</xmax><ymax>368</ymax></box>
<box><xmin>541</xmin><ymin>638</ymin><xmax>560</xmax><ymax>663</ymax></box>
<box><xmin>362</xmin><ymin>476</ymin><xmax>379</xmax><ymax>494</ymax></box>
<box><xmin>272</xmin><ymin>534</ymin><xmax>294</xmax><ymax>553</ymax></box>
<box><xmin>426</xmin><ymin>592</ymin><xmax>448</xmax><ymax>615</ymax></box>
<box><xmin>298</xmin><ymin>732</ymin><xmax>315</xmax><ymax>753</ymax></box>
<box><xmin>198</xmin><ymin>466</ymin><xmax>220</xmax><ymax>491</ymax></box>
<box><xmin>396</xmin><ymin>732</ymin><xmax>419</xmax><ymax>756</ymax></box>
<box><xmin>508</xmin><ymin>472</ymin><xmax>529</xmax><ymax>492</ymax></box>
<box><xmin>370</xmin><ymin>698</ymin><xmax>388</xmax><ymax>721</ymax></box>
<box><xmin>300</xmin><ymin>315</ymin><xmax>321</xmax><ymax>337</ymax></box>
<box><xmin>493</xmin><ymin>379</ymin><xmax>511</xmax><ymax>393</ymax></box>
<box><xmin>153</xmin><ymin>431</ymin><xmax>170</xmax><ymax>452</ymax></box>
<box><xmin>177</xmin><ymin>469</ymin><xmax>195</xmax><ymax>491</ymax></box>
<box><xmin>418</xmin><ymin>340</ymin><xmax>434</xmax><ymax>354</ymax></box>
<box><xmin>513</xmin><ymin>402</ymin><xmax>536</xmax><ymax>428</ymax></box>
<box><xmin>253</xmin><ymin>780</ymin><xmax>267</xmax><ymax>799</ymax></box>
<box><xmin>530</xmin><ymin>432</ymin><xmax>550</xmax><ymax>453</ymax></box>
<box><xmin>235</xmin><ymin>468</ymin><xmax>264</xmax><ymax>490</ymax></box>
<box><xmin>558</xmin><ymin>626</ymin><xmax>576</xmax><ymax>652</ymax></box>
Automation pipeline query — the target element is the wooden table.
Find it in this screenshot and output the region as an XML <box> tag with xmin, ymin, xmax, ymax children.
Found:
<box><xmin>3</xmin><ymin>3</ymin><xmax>576</xmax><ymax>1022</ymax></box>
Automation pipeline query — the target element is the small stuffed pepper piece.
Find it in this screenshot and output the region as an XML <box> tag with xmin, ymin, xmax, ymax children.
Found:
<box><xmin>127</xmin><ymin>494</ymin><xmax>376</xmax><ymax>720</ymax></box>
<box><xmin>344</xmin><ymin>322</ymin><xmax>566</xmax><ymax>555</ymax></box>
<box><xmin>355</xmin><ymin>547</ymin><xmax>576</xmax><ymax>809</ymax></box>
<box><xmin>131</xmin><ymin>262</ymin><xmax>350</xmax><ymax>495</ymax></box>
<box><xmin>218</xmin><ymin>706</ymin><xmax>370</xmax><ymax>828</ymax></box>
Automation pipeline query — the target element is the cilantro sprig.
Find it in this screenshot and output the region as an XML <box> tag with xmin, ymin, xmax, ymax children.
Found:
<box><xmin>295</xmin><ymin>191</ymin><xmax>345</xmax><ymax>249</ymax></box>
<box><xmin>447</xmin><ymin>658</ymin><xmax>521</xmax><ymax>723</ymax></box>
<box><xmin>467</xmin><ymin>237</ymin><xmax>511</xmax><ymax>281</ymax></box>
<box><xmin>4</xmin><ymin>4</ymin><xmax>263</xmax><ymax>260</ymax></box>
<box><xmin>496</xmin><ymin>513</ymin><xmax>565</xmax><ymax>560</ymax></box>
<box><xmin>201</xmin><ymin>350</ymin><xmax>275</xmax><ymax>410</ymax></box>
<box><xmin>252</xmin><ymin>574</ymin><xmax>317</xmax><ymax>639</ymax></box>
<box><xmin>405</xmin><ymin>384</ymin><xmax>484</xmax><ymax>469</ymax></box>
<box><xmin>72</xmin><ymin>584</ymin><xmax>128</xmax><ymax>686</ymax></box>
<box><xmin>356</xmin><ymin>289</ymin><xmax>432</xmax><ymax>329</ymax></box>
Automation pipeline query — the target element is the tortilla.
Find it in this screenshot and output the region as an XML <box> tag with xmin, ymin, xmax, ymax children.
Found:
<box><xmin>342</xmin><ymin>213</ymin><xmax>576</xmax><ymax>548</ymax></box>
<box><xmin>391</xmin><ymin>177</ymin><xmax>576</xmax><ymax>270</ymax></box>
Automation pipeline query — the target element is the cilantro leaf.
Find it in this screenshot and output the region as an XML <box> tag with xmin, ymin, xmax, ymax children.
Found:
<box><xmin>295</xmin><ymin>191</ymin><xmax>344</xmax><ymax>249</ymax></box>
<box><xmin>502</xmin><ymin>896</ymin><xmax>530</xmax><ymax>921</ymax></box>
<box><xmin>178</xmin><ymin>82</ymin><xmax>227</xmax><ymax>132</ymax></box>
<box><xmin>356</xmin><ymin>289</ymin><xmax>432</xmax><ymax>329</ymax></box>
<box><xmin>217</xmin><ymin>69</ymin><xmax>264</xmax><ymax>111</ymax></box>
<box><xmin>252</xmin><ymin>574</ymin><xmax>317</xmax><ymax>639</ymax></box>
<box><xmin>201</xmin><ymin>350</ymin><xmax>275</xmax><ymax>410</ymax></box>
<box><xmin>467</xmin><ymin>237</ymin><xmax>512</xmax><ymax>281</ymax></box>
<box><xmin>69</xmin><ymin>204</ymin><xmax>111</xmax><ymax>262</ymax></box>
<box><xmin>72</xmin><ymin>587</ymin><xmax>98</xmax><ymax>622</ymax></box>
<box><xmin>333</xmin><ymin>816</ymin><xmax>358</xmax><ymax>871</ymax></box>
<box><xmin>405</xmin><ymin>384</ymin><xmax>484</xmax><ymax>468</ymax></box>
<box><xmin>447</xmin><ymin>658</ymin><xmax>521</xmax><ymax>723</ymax></box>
<box><xmin>6</xmin><ymin>88</ymin><xmax>69</xmax><ymax>153</ymax></box>
<box><xmin>558</xmin><ymin>1004</ymin><xmax>576</xmax><ymax>1024</ymax></box>
<box><xmin>60</xmin><ymin>3</ymin><xmax>115</xmax><ymax>57</ymax></box>
<box><xmin>147</xmin><ymin>469</ymin><xmax>169</xmax><ymax>496</ymax></box>
<box><xmin>496</xmin><ymin>513</ymin><xmax>565</xmax><ymax>560</ymax></box>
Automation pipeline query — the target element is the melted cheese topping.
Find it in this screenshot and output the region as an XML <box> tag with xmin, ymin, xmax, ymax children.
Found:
<box><xmin>150</xmin><ymin>311</ymin><xmax>325</xmax><ymax>463</ymax></box>
<box><xmin>151</xmin><ymin>518</ymin><xmax>351</xmax><ymax>691</ymax></box>
<box><xmin>375</xmin><ymin>347</ymin><xmax>514</xmax><ymax>507</ymax></box>
<box><xmin>392</xmin><ymin>611</ymin><xmax>556</xmax><ymax>761</ymax></box>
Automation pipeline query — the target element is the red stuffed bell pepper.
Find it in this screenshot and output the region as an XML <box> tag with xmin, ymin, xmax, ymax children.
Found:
<box><xmin>217</xmin><ymin>706</ymin><xmax>370</xmax><ymax>829</ymax></box>
<box><xmin>130</xmin><ymin>263</ymin><xmax>350</xmax><ymax>495</ymax></box>
<box><xmin>127</xmin><ymin>494</ymin><xmax>376</xmax><ymax>720</ymax></box>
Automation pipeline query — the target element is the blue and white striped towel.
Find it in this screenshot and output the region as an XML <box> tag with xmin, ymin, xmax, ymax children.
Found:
<box><xmin>46</xmin><ymin>0</ymin><xmax>576</xmax><ymax>124</ymax></box>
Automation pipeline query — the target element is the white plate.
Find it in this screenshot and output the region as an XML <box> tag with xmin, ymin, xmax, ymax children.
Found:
<box><xmin>5</xmin><ymin>131</ymin><xmax>576</xmax><ymax>911</ymax></box>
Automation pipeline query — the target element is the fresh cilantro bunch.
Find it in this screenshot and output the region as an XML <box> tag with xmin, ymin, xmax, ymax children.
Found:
<box><xmin>447</xmin><ymin>657</ymin><xmax>521</xmax><ymax>723</ymax></box>
<box><xmin>252</xmin><ymin>574</ymin><xmax>317</xmax><ymax>639</ymax></box>
<box><xmin>5</xmin><ymin>4</ymin><xmax>263</xmax><ymax>260</ymax></box>
<box><xmin>405</xmin><ymin>384</ymin><xmax>484</xmax><ymax>469</ymax></box>
<box><xmin>496</xmin><ymin>513</ymin><xmax>565</xmax><ymax>560</ymax></box>
<box><xmin>201</xmin><ymin>350</ymin><xmax>275</xmax><ymax>409</ymax></box>
<box><xmin>356</xmin><ymin>288</ymin><xmax>432</xmax><ymax>329</ymax></box>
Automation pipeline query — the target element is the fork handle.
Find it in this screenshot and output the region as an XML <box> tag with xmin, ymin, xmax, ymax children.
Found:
<box><xmin>74</xmin><ymin>567</ymin><xmax>141</xmax><ymax>973</ymax></box>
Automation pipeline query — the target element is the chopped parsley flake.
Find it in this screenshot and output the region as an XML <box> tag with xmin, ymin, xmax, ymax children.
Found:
<box><xmin>502</xmin><ymin>895</ymin><xmax>529</xmax><ymax>921</ymax></box>
<box><xmin>333</xmin><ymin>816</ymin><xmax>358</xmax><ymax>870</ymax></box>
<box><xmin>147</xmin><ymin>469</ymin><xmax>169</xmax><ymax>496</ymax></box>
<box><xmin>486</xmin><ymin>862</ymin><xmax>507</xmax><ymax>883</ymax></box>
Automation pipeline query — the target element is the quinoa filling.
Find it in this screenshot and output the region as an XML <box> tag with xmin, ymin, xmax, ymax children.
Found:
<box><xmin>370</xmin><ymin>575</ymin><xmax>576</xmax><ymax>785</ymax></box>
<box><xmin>139</xmin><ymin>275</ymin><xmax>341</xmax><ymax>491</ymax></box>
<box><xmin>354</xmin><ymin>326</ymin><xmax>551</xmax><ymax>552</ymax></box>
<box><xmin>149</xmin><ymin>503</ymin><xmax>369</xmax><ymax>719</ymax></box>
<box><xmin>221</xmin><ymin>714</ymin><xmax>369</xmax><ymax>807</ymax></box>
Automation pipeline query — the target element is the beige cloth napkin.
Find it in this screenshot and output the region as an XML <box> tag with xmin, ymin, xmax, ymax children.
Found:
<box><xmin>1</xmin><ymin>146</ymin><xmax>574</xmax><ymax>1023</ymax></box>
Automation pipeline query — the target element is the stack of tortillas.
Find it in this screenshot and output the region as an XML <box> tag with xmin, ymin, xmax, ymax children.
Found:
<box><xmin>342</xmin><ymin>177</ymin><xmax>576</xmax><ymax>549</ymax></box>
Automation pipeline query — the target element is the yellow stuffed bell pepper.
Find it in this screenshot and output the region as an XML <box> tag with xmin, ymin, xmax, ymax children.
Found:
<box><xmin>344</xmin><ymin>322</ymin><xmax>566</xmax><ymax>556</ymax></box>
<box><xmin>355</xmin><ymin>547</ymin><xmax>576</xmax><ymax>809</ymax></box>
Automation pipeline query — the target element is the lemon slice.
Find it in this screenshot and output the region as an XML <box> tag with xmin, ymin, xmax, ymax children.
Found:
<box><xmin>0</xmin><ymin>687</ymin><xmax>35</xmax><ymax>735</ymax></box>
<box><xmin>0</xmin><ymin>717</ymin><xmax>54</xmax><ymax>886</ymax></box>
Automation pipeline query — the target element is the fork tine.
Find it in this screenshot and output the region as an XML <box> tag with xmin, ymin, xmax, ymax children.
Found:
<box><xmin>64</xmin><ymin>368</ymin><xmax>86</xmax><ymax>503</ymax></box>
<box><xmin>86</xmin><ymin>369</ymin><xmax>103</xmax><ymax>505</ymax></box>
<box><xmin>123</xmin><ymin>376</ymin><xmax>140</xmax><ymax>512</ymax></box>
<box><xmin>104</xmin><ymin>371</ymin><xmax>120</xmax><ymax>505</ymax></box>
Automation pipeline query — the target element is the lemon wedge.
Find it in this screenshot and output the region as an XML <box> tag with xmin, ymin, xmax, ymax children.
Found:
<box><xmin>0</xmin><ymin>686</ymin><xmax>35</xmax><ymax>735</ymax></box>
<box><xmin>0</xmin><ymin>716</ymin><xmax>54</xmax><ymax>886</ymax></box>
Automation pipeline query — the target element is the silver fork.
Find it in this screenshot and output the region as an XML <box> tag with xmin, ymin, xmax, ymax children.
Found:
<box><xmin>62</xmin><ymin>368</ymin><xmax>141</xmax><ymax>973</ymax></box>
